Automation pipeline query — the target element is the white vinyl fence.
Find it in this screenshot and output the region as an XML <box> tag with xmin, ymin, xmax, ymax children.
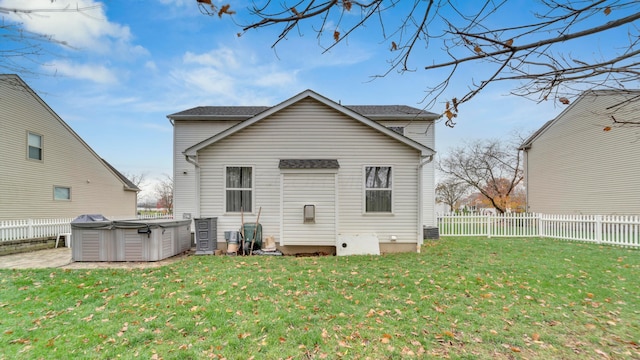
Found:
<box><xmin>437</xmin><ymin>212</ymin><xmax>640</xmax><ymax>248</ymax></box>
<box><xmin>0</xmin><ymin>214</ymin><xmax>173</xmax><ymax>242</ymax></box>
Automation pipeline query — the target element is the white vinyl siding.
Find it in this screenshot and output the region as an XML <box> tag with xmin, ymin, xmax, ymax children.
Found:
<box><xmin>377</xmin><ymin>119</ymin><xmax>436</xmax><ymax>227</ymax></box>
<box><xmin>196</xmin><ymin>98</ymin><xmax>422</xmax><ymax>245</ymax></box>
<box><xmin>172</xmin><ymin>120</ymin><xmax>240</xmax><ymax>220</ymax></box>
<box><xmin>282</xmin><ymin>172</ymin><xmax>336</xmax><ymax>245</ymax></box>
<box><xmin>0</xmin><ymin>75</ymin><xmax>137</xmax><ymax>220</ymax></box>
<box><xmin>524</xmin><ymin>91</ymin><xmax>640</xmax><ymax>215</ymax></box>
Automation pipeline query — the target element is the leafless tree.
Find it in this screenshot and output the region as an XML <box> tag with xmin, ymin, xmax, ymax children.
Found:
<box><xmin>0</xmin><ymin>4</ymin><xmax>100</xmax><ymax>76</ymax></box>
<box><xmin>437</xmin><ymin>138</ymin><xmax>523</xmax><ymax>214</ymax></box>
<box><xmin>435</xmin><ymin>177</ymin><xmax>470</xmax><ymax>213</ymax></box>
<box><xmin>154</xmin><ymin>174</ymin><xmax>174</xmax><ymax>214</ymax></box>
<box><xmin>122</xmin><ymin>171</ymin><xmax>147</xmax><ymax>188</ymax></box>
<box><xmin>197</xmin><ymin>1</ymin><xmax>640</xmax><ymax>126</ymax></box>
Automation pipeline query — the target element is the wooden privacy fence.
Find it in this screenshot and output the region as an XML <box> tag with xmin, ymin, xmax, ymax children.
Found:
<box><xmin>437</xmin><ymin>212</ymin><xmax>640</xmax><ymax>248</ymax></box>
<box><xmin>0</xmin><ymin>214</ymin><xmax>173</xmax><ymax>242</ymax></box>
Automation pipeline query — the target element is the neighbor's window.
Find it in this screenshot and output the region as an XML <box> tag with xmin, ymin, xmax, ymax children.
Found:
<box><xmin>54</xmin><ymin>186</ymin><xmax>71</xmax><ymax>201</ymax></box>
<box><xmin>27</xmin><ymin>132</ymin><xmax>43</xmax><ymax>161</ymax></box>
<box><xmin>365</xmin><ymin>166</ymin><xmax>392</xmax><ymax>212</ymax></box>
<box><xmin>226</xmin><ymin>166</ymin><xmax>252</xmax><ymax>212</ymax></box>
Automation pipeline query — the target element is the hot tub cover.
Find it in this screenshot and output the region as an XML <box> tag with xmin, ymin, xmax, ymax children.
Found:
<box><xmin>72</xmin><ymin>214</ymin><xmax>110</xmax><ymax>223</ymax></box>
<box><xmin>70</xmin><ymin>215</ymin><xmax>190</xmax><ymax>230</ymax></box>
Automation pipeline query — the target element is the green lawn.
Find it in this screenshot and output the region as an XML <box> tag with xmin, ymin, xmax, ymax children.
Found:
<box><xmin>1</xmin><ymin>237</ymin><xmax>639</xmax><ymax>359</ymax></box>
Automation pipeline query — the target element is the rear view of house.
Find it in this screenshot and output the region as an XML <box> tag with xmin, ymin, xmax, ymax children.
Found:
<box><xmin>0</xmin><ymin>74</ymin><xmax>139</xmax><ymax>220</ymax></box>
<box><xmin>169</xmin><ymin>90</ymin><xmax>438</xmax><ymax>254</ymax></box>
<box><xmin>521</xmin><ymin>90</ymin><xmax>640</xmax><ymax>215</ymax></box>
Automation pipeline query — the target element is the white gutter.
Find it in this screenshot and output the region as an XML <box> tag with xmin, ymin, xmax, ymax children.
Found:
<box><xmin>184</xmin><ymin>154</ymin><xmax>201</xmax><ymax>219</ymax></box>
<box><xmin>416</xmin><ymin>154</ymin><xmax>435</xmax><ymax>252</ymax></box>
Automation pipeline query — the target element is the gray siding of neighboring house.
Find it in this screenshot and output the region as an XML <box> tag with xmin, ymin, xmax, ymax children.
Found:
<box><xmin>0</xmin><ymin>75</ymin><xmax>137</xmax><ymax>220</ymax></box>
<box><xmin>172</xmin><ymin>120</ymin><xmax>240</xmax><ymax>220</ymax></box>
<box><xmin>195</xmin><ymin>98</ymin><xmax>423</xmax><ymax>246</ymax></box>
<box><xmin>523</xmin><ymin>91</ymin><xmax>640</xmax><ymax>215</ymax></box>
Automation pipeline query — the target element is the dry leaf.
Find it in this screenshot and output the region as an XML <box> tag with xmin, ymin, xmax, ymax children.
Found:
<box><xmin>594</xmin><ymin>348</ymin><xmax>611</xmax><ymax>359</ymax></box>
<box><xmin>218</xmin><ymin>4</ymin><xmax>235</xmax><ymax>17</ymax></box>
<box><xmin>343</xmin><ymin>0</ymin><xmax>352</xmax><ymax>11</ymax></box>
<box><xmin>603</xmin><ymin>126</ymin><xmax>612</xmax><ymax>132</ymax></box>
<box><xmin>390</xmin><ymin>41</ymin><xmax>398</xmax><ymax>51</ymax></box>
<box><xmin>474</xmin><ymin>45</ymin><xmax>483</xmax><ymax>54</ymax></box>
<box><xmin>333</xmin><ymin>30</ymin><xmax>340</xmax><ymax>42</ymax></box>
<box><xmin>604</xmin><ymin>6</ymin><xmax>611</xmax><ymax>15</ymax></box>
<box><xmin>559</xmin><ymin>97</ymin><xmax>570</xmax><ymax>105</ymax></box>
<box><xmin>532</xmin><ymin>333</ymin><xmax>540</xmax><ymax>341</ymax></box>
<box><xmin>504</xmin><ymin>39</ymin><xmax>514</xmax><ymax>47</ymax></box>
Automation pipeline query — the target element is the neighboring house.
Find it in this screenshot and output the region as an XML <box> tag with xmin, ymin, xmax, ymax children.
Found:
<box><xmin>168</xmin><ymin>90</ymin><xmax>438</xmax><ymax>254</ymax></box>
<box><xmin>0</xmin><ymin>74</ymin><xmax>139</xmax><ymax>220</ymax></box>
<box><xmin>520</xmin><ymin>90</ymin><xmax>640</xmax><ymax>215</ymax></box>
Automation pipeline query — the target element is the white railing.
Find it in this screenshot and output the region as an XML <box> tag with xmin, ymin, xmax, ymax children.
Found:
<box><xmin>0</xmin><ymin>213</ymin><xmax>174</xmax><ymax>242</ymax></box>
<box><xmin>437</xmin><ymin>212</ymin><xmax>640</xmax><ymax>248</ymax></box>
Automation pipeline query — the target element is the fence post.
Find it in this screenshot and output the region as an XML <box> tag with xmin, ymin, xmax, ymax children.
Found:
<box><xmin>537</xmin><ymin>213</ymin><xmax>543</xmax><ymax>237</ymax></box>
<box><xmin>595</xmin><ymin>215</ymin><xmax>602</xmax><ymax>244</ymax></box>
<box><xmin>27</xmin><ymin>219</ymin><xmax>34</xmax><ymax>239</ymax></box>
<box><xmin>487</xmin><ymin>214</ymin><xmax>492</xmax><ymax>238</ymax></box>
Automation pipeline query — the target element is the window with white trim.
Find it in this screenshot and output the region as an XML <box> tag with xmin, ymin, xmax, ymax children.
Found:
<box><xmin>54</xmin><ymin>186</ymin><xmax>71</xmax><ymax>201</ymax></box>
<box><xmin>225</xmin><ymin>166</ymin><xmax>252</xmax><ymax>212</ymax></box>
<box><xmin>365</xmin><ymin>166</ymin><xmax>392</xmax><ymax>212</ymax></box>
<box><xmin>27</xmin><ymin>132</ymin><xmax>43</xmax><ymax>161</ymax></box>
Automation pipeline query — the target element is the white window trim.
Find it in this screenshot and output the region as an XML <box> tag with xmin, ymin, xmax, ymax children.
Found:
<box><xmin>53</xmin><ymin>185</ymin><xmax>71</xmax><ymax>201</ymax></box>
<box><xmin>224</xmin><ymin>165</ymin><xmax>255</xmax><ymax>214</ymax></box>
<box><xmin>362</xmin><ymin>165</ymin><xmax>394</xmax><ymax>214</ymax></box>
<box><xmin>27</xmin><ymin>131</ymin><xmax>43</xmax><ymax>162</ymax></box>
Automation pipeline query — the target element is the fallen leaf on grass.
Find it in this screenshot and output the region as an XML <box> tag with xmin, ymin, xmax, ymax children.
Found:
<box><xmin>380</xmin><ymin>333</ymin><xmax>393</xmax><ymax>343</ymax></box>
<box><xmin>594</xmin><ymin>349</ymin><xmax>611</xmax><ymax>359</ymax></box>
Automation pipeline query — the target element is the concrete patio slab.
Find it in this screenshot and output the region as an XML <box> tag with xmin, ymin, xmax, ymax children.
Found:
<box><xmin>0</xmin><ymin>248</ymin><xmax>194</xmax><ymax>270</ymax></box>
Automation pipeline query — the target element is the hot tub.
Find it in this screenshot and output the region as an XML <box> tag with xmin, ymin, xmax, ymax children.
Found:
<box><xmin>71</xmin><ymin>217</ymin><xmax>192</xmax><ymax>262</ymax></box>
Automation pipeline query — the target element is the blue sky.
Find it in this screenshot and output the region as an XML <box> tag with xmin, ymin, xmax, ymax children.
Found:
<box><xmin>2</xmin><ymin>0</ymin><xmax>629</xmax><ymax>200</ymax></box>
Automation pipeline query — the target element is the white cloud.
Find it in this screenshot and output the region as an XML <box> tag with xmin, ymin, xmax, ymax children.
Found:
<box><xmin>0</xmin><ymin>0</ymin><xmax>144</xmax><ymax>55</ymax></box>
<box><xmin>144</xmin><ymin>61</ymin><xmax>158</xmax><ymax>71</ymax></box>
<box><xmin>46</xmin><ymin>60</ymin><xmax>118</xmax><ymax>84</ymax></box>
<box><xmin>170</xmin><ymin>46</ymin><xmax>299</xmax><ymax>104</ymax></box>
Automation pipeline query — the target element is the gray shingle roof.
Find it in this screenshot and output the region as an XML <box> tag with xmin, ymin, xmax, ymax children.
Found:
<box><xmin>169</xmin><ymin>105</ymin><xmax>437</xmax><ymax>119</ymax></box>
<box><xmin>101</xmin><ymin>158</ymin><xmax>140</xmax><ymax>191</ymax></box>
<box><xmin>168</xmin><ymin>106</ymin><xmax>270</xmax><ymax>118</ymax></box>
<box><xmin>344</xmin><ymin>105</ymin><xmax>434</xmax><ymax>118</ymax></box>
<box><xmin>279</xmin><ymin>159</ymin><xmax>340</xmax><ymax>169</ymax></box>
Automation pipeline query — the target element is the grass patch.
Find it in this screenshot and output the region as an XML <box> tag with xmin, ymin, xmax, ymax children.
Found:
<box><xmin>1</xmin><ymin>237</ymin><xmax>639</xmax><ymax>359</ymax></box>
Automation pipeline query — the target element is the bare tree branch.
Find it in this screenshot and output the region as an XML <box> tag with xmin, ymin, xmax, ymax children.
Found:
<box><xmin>198</xmin><ymin>1</ymin><xmax>640</xmax><ymax>126</ymax></box>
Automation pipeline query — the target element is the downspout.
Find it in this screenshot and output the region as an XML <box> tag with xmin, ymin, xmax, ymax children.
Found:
<box><xmin>184</xmin><ymin>154</ymin><xmax>201</xmax><ymax>219</ymax></box>
<box><xmin>417</xmin><ymin>154</ymin><xmax>435</xmax><ymax>252</ymax></box>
